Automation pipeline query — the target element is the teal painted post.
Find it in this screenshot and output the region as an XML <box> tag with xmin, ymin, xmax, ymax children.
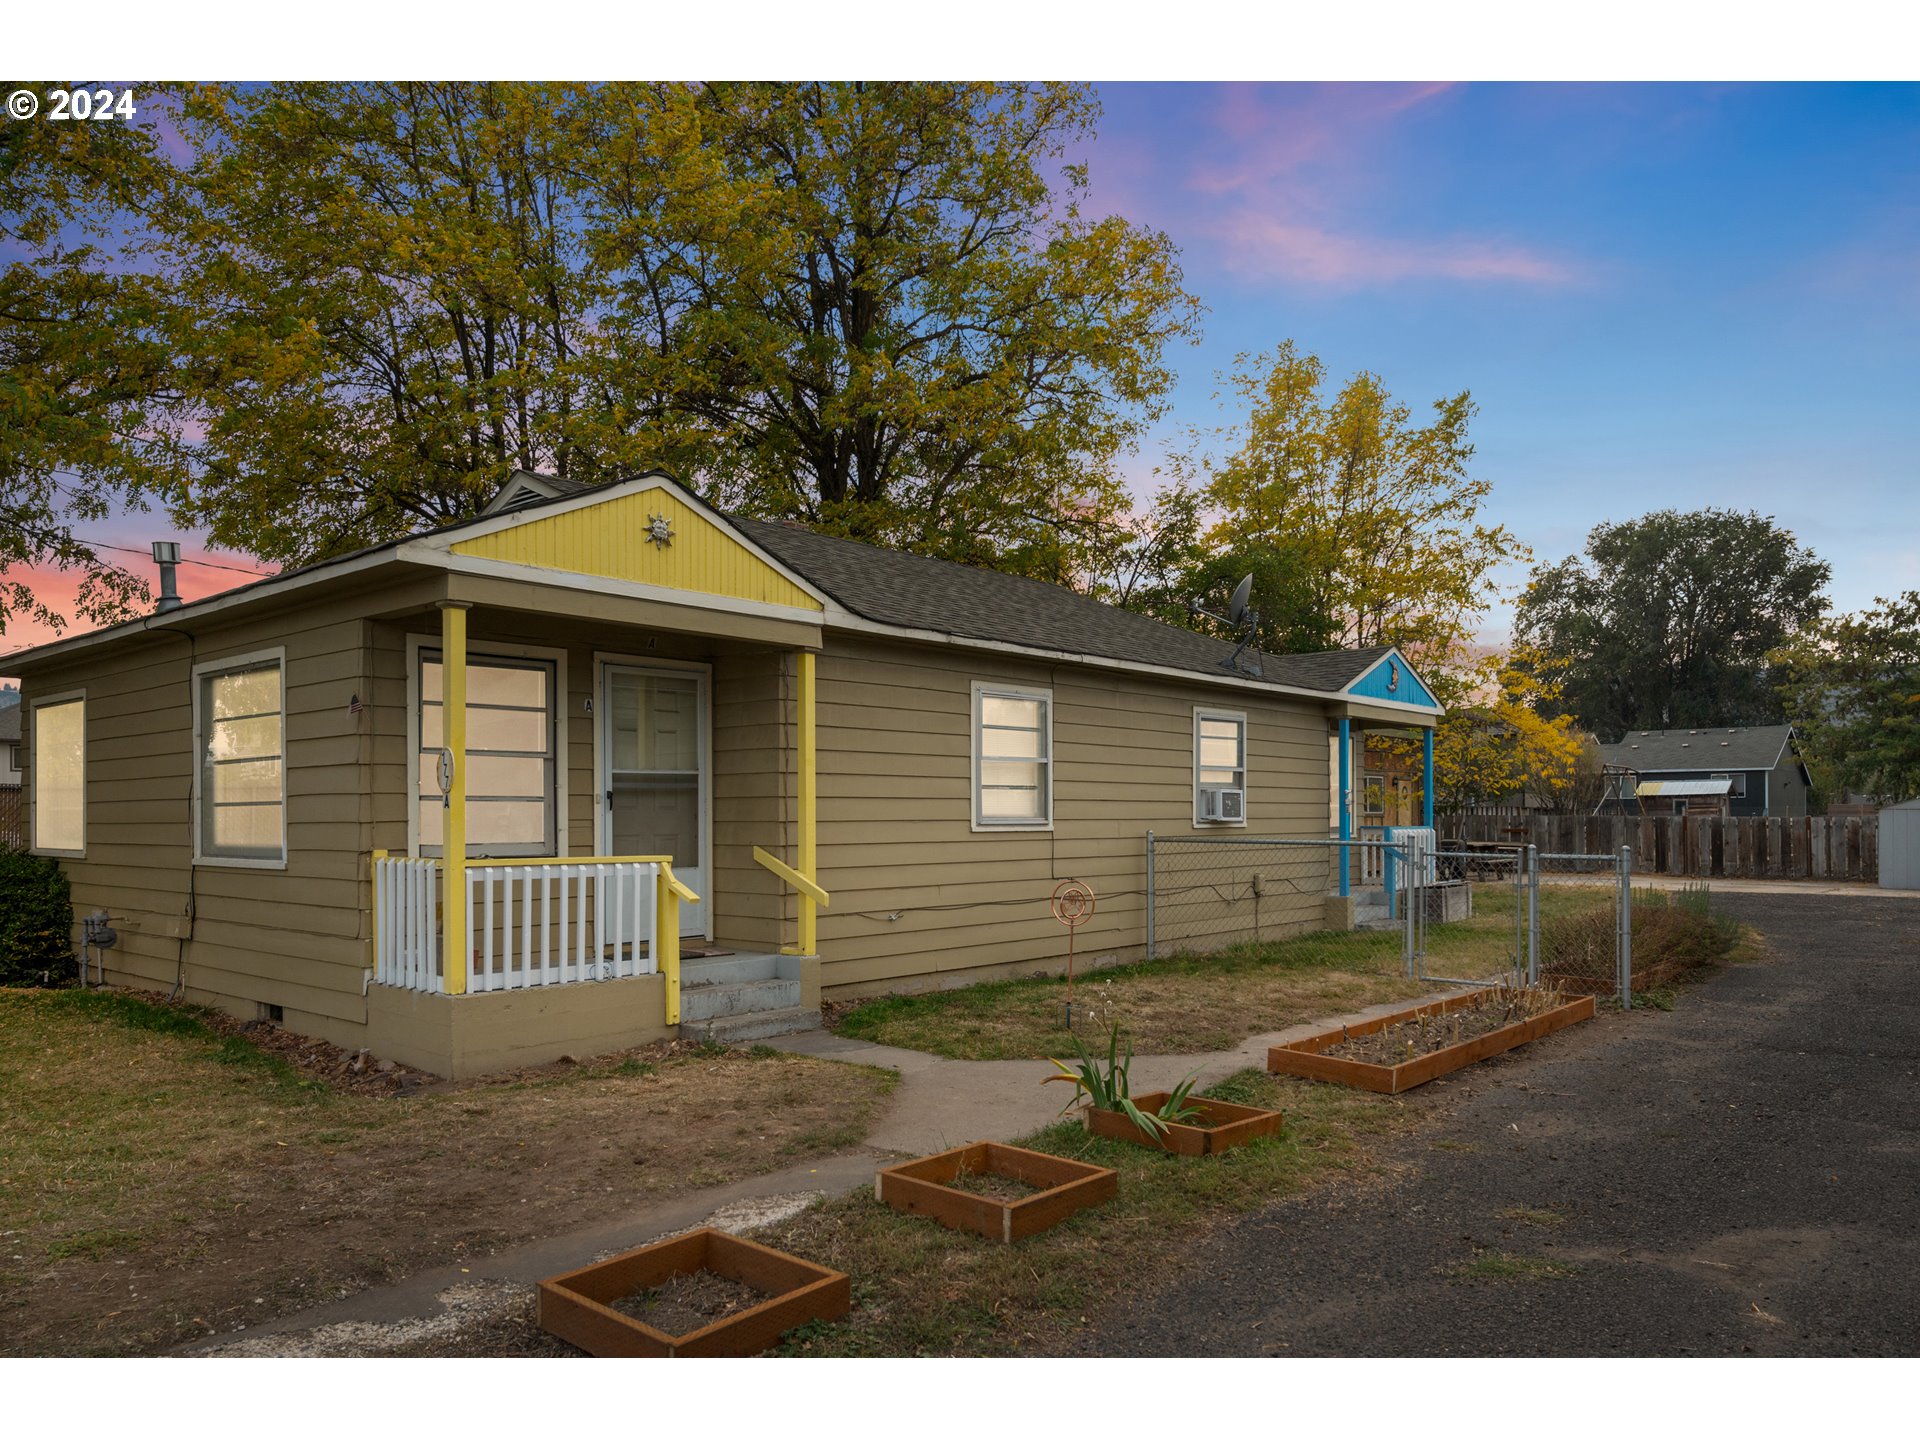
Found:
<box><xmin>1422</xmin><ymin>726</ymin><xmax>1435</xmax><ymax>828</ymax></box>
<box><xmin>1338</xmin><ymin>717</ymin><xmax>1352</xmax><ymax>898</ymax></box>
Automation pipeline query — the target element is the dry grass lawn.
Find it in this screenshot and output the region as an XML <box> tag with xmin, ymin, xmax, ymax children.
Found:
<box><xmin>0</xmin><ymin>988</ymin><xmax>895</xmax><ymax>1356</ymax></box>
<box><xmin>766</xmin><ymin>1069</ymin><xmax>1423</xmax><ymax>1355</ymax></box>
<box><xmin>836</xmin><ymin>883</ymin><xmax>1612</xmax><ymax>1060</ymax></box>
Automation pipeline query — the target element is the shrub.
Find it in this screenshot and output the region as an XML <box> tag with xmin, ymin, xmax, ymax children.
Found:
<box><xmin>0</xmin><ymin>850</ymin><xmax>74</xmax><ymax>986</ymax></box>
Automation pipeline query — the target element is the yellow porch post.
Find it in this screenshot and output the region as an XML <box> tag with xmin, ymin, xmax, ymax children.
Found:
<box><xmin>797</xmin><ymin>649</ymin><xmax>817</xmax><ymax>955</ymax></box>
<box><xmin>439</xmin><ymin>601</ymin><xmax>470</xmax><ymax>996</ymax></box>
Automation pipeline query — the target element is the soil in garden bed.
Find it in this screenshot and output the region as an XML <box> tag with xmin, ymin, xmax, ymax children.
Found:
<box><xmin>946</xmin><ymin>1168</ymin><xmax>1045</xmax><ymax>1202</ymax></box>
<box><xmin>609</xmin><ymin>1268</ymin><xmax>767</xmax><ymax>1336</ymax></box>
<box><xmin>1325</xmin><ymin>988</ymin><xmax>1569</xmax><ymax>1067</ymax></box>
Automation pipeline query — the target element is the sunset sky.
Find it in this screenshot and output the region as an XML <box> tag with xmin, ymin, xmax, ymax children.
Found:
<box><xmin>7</xmin><ymin>80</ymin><xmax>1917</xmax><ymax>676</ymax></box>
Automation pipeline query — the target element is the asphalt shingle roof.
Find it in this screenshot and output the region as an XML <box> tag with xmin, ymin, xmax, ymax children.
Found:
<box><xmin>731</xmin><ymin>517</ymin><xmax>1386</xmax><ymax>695</ymax></box>
<box><xmin>1599</xmin><ymin>725</ymin><xmax>1794</xmax><ymax>773</ymax></box>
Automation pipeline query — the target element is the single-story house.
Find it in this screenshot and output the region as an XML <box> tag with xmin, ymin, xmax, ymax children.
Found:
<box><xmin>1598</xmin><ymin>724</ymin><xmax>1811</xmax><ymax>818</ymax></box>
<box><xmin>10</xmin><ymin>471</ymin><xmax>1441</xmax><ymax>1076</ymax></box>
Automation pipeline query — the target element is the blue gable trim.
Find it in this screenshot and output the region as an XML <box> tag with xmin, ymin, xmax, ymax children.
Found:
<box><xmin>1346</xmin><ymin>651</ymin><xmax>1439</xmax><ymax>709</ymax></box>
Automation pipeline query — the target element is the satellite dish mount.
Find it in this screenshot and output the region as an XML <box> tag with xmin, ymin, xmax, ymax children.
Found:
<box><xmin>1189</xmin><ymin>573</ymin><xmax>1263</xmax><ymax>678</ymax></box>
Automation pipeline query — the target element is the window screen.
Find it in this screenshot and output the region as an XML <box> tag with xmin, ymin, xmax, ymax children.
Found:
<box><xmin>32</xmin><ymin>697</ymin><xmax>85</xmax><ymax>854</ymax></box>
<box><xmin>974</xmin><ymin>688</ymin><xmax>1051</xmax><ymax>826</ymax></box>
<box><xmin>198</xmin><ymin>661</ymin><xmax>284</xmax><ymax>861</ymax></box>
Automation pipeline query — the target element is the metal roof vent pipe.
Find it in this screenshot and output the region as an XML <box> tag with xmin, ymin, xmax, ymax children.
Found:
<box><xmin>151</xmin><ymin>541</ymin><xmax>183</xmax><ymax>613</ymax></box>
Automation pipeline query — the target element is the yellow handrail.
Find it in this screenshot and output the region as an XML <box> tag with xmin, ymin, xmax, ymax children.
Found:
<box><xmin>753</xmin><ymin>845</ymin><xmax>829</xmax><ymax>906</ymax></box>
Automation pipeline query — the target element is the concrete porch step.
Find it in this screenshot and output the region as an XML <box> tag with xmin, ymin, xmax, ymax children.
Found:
<box><xmin>691</xmin><ymin>1004</ymin><xmax>823</xmax><ymax>1044</ymax></box>
<box><xmin>680</xmin><ymin>976</ymin><xmax>802</xmax><ymax>1021</ymax></box>
<box><xmin>679</xmin><ymin>953</ymin><xmax>783</xmax><ymax>986</ymax></box>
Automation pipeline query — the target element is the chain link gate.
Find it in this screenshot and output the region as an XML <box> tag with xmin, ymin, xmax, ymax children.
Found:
<box><xmin>1525</xmin><ymin>845</ymin><xmax>1634</xmax><ymax>1006</ymax></box>
<box><xmin>1401</xmin><ymin>843</ymin><xmax>1527</xmax><ymax>987</ymax></box>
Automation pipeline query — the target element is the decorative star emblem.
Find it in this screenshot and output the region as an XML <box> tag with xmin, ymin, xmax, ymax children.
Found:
<box><xmin>647</xmin><ymin>514</ymin><xmax>674</xmax><ymax>548</ymax></box>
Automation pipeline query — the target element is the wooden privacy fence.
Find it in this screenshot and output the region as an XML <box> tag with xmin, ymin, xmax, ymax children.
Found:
<box><xmin>1439</xmin><ymin>810</ymin><xmax>1878</xmax><ymax>883</ymax></box>
<box><xmin>0</xmin><ymin>787</ymin><xmax>22</xmax><ymax>851</ymax></box>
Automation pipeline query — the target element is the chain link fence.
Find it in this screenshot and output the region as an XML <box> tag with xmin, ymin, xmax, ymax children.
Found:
<box><xmin>1143</xmin><ymin>834</ymin><xmax>1636</xmax><ymax>1005</ymax></box>
<box><xmin>1146</xmin><ymin>835</ymin><xmax>1413</xmax><ymax>975</ymax></box>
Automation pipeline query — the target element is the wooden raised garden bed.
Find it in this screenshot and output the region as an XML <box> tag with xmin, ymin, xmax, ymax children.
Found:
<box><xmin>1266</xmin><ymin>990</ymin><xmax>1596</xmax><ymax>1095</ymax></box>
<box><xmin>536</xmin><ymin>1227</ymin><xmax>848</xmax><ymax>1357</ymax></box>
<box><xmin>876</xmin><ymin>1141</ymin><xmax>1116</xmax><ymax>1243</ymax></box>
<box><xmin>1084</xmin><ymin>1091</ymin><xmax>1284</xmax><ymax>1156</ymax></box>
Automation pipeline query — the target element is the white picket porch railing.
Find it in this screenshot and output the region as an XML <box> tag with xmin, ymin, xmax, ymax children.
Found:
<box><xmin>372</xmin><ymin>854</ymin><xmax>682</xmax><ymax>996</ymax></box>
<box><xmin>373</xmin><ymin>854</ymin><xmax>443</xmax><ymax>992</ymax></box>
<box><xmin>466</xmin><ymin>859</ymin><xmax>659</xmax><ymax>992</ymax></box>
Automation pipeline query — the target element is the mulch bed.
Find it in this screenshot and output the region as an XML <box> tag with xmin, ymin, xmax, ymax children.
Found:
<box><xmin>1325</xmin><ymin>989</ymin><xmax>1567</xmax><ymax>1067</ymax></box>
<box><xmin>608</xmin><ymin>1269</ymin><xmax>767</xmax><ymax>1337</ymax></box>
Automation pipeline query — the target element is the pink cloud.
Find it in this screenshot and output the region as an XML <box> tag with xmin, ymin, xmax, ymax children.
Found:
<box><xmin>1089</xmin><ymin>81</ymin><xmax>1585</xmax><ymax>294</ymax></box>
<box><xmin>1214</xmin><ymin>212</ymin><xmax>1579</xmax><ymax>288</ymax></box>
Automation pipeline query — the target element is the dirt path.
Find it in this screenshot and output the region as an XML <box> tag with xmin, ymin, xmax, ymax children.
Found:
<box><xmin>1073</xmin><ymin>891</ymin><xmax>1920</xmax><ymax>1356</ymax></box>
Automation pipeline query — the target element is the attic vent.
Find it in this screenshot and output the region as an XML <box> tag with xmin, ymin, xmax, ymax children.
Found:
<box><xmin>1680</xmin><ymin>742</ymin><xmax>1690</xmax><ymax>747</ymax></box>
<box><xmin>1721</xmin><ymin>741</ymin><xmax>1730</xmax><ymax>746</ymax></box>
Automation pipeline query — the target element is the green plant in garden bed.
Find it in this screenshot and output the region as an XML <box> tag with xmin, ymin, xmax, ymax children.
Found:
<box><xmin>1044</xmin><ymin>1021</ymin><xmax>1200</xmax><ymax>1138</ymax></box>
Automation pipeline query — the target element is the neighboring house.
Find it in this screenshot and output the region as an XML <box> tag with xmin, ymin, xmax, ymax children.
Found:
<box><xmin>0</xmin><ymin>702</ymin><xmax>20</xmax><ymax>788</ymax></box>
<box><xmin>9</xmin><ymin>471</ymin><xmax>1441</xmax><ymax>1077</ymax></box>
<box><xmin>1598</xmin><ymin>724</ymin><xmax>1811</xmax><ymax>818</ymax></box>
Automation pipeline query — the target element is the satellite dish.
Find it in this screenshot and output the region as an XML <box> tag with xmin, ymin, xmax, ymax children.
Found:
<box><xmin>1227</xmin><ymin>574</ymin><xmax>1254</xmax><ymax>626</ymax></box>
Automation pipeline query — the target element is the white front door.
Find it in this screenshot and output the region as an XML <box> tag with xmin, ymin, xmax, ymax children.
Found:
<box><xmin>601</xmin><ymin>663</ymin><xmax>710</xmax><ymax>938</ymax></box>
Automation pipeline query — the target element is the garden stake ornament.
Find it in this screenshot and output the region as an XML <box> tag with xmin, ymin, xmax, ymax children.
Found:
<box><xmin>1051</xmin><ymin>880</ymin><xmax>1096</xmax><ymax>1026</ymax></box>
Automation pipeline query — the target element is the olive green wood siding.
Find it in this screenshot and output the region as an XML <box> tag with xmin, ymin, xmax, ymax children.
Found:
<box><xmin>811</xmin><ymin>636</ymin><xmax>1333</xmax><ymax>996</ymax></box>
<box><xmin>19</xmin><ymin>587</ymin><xmax>1344</xmax><ymax>1055</ymax></box>
<box><xmin>19</xmin><ymin>603</ymin><xmax>378</xmax><ymax>1043</ymax></box>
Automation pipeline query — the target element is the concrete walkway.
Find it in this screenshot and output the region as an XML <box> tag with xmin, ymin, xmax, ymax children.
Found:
<box><xmin>184</xmin><ymin>992</ymin><xmax>1443</xmax><ymax>1356</ymax></box>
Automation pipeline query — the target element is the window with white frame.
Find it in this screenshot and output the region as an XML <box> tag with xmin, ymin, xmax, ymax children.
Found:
<box><xmin>195</xmin><ymin>656</ymin><xmax>285</xmax><ymax>863</ymax></box>
<box><xmin>973</xmin><ymin>684</ymin><xmax>1051</xmax><ymax>827</ymax></box>
<box><xmin>1711</xmin><ymin>771</ymin><xmax>1749</xmax><ymax>798</ymax></box>
<box><xmin>417</xmin><ymin>651</ymin><xmax>556</xmax><ymax>856</ymax></box>
<box><xmin>1194</xmin><ymin>709</ymin><xmax>1248</xmax><ymax>824</ymax></box>
<box><xmin>31</xmin><ymin>695</ymin><xmax>85</xmax><ymax>855</ymax></box>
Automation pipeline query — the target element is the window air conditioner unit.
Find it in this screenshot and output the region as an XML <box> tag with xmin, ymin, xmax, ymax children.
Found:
<box><xmin>1201</xmin><ymin>787</ymin><xmax>1244</xmax><ymax>822</ymax></box>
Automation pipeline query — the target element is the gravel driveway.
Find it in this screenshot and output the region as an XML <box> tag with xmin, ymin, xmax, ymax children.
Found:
<box><xmin>1077</xmin><ymin>890</ymin><xmax>1920</xmax><ymax>1356</ymax></box>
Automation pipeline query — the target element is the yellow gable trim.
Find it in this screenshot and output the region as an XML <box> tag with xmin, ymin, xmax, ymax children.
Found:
<box><xmin>450</xmin><ymin>489</ymin><xmax>823</xmax><ymax>612</ymax></box>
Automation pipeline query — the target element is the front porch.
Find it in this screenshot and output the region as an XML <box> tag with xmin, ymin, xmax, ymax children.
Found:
<box><xmin>1332</xmin><ymin>710</ymin><xmax>1439</xmax><ymax>923</ymax></box>
<box><xmin>354</xmin><ymin>505</ymin><xmax>833</xmax><ymax>1072</ymax></box>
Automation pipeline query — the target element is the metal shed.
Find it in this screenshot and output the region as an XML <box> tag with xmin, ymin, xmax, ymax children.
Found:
<box><xmin>1879</xmin><ymin>799</ymin><xmax>1920</xmax><ymax>891</ymax></box>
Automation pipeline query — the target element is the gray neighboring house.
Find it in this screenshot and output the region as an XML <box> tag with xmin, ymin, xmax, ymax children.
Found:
<box><xmin>1599</xmin><ymin>724</ymin><xmax>1811</xmax><ymax>818</ymax></box>
<box><xmin>0</xmin><ymin>701</ymin><xmax>19</xmax><ymax>789</ymax></box>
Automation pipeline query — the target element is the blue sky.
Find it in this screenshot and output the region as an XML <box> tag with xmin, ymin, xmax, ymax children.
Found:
<box><xmin>1078</xmin><ymin>82</ymin><xmax>1920</xmax><ymax>635</ymax></box>
<box><xmin>9</xmin><ymin>80</ymin><xmax>1918</xmax><ymax>662</ymax></box>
